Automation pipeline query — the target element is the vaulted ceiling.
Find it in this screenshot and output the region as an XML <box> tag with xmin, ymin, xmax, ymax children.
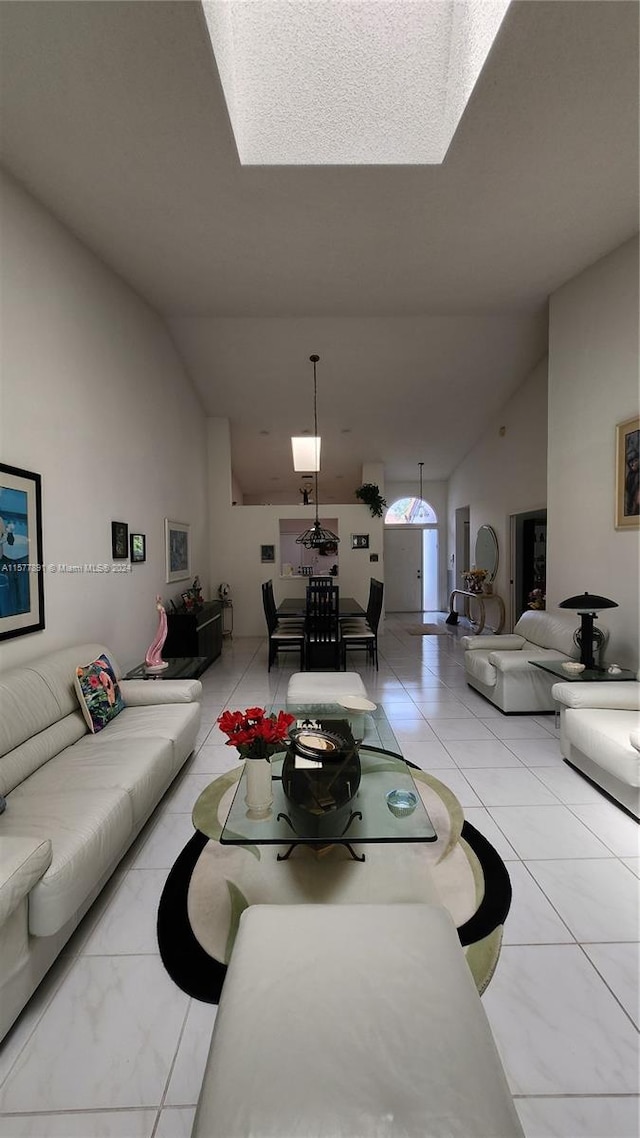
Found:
<box><xmin>1</xmin><ymin>1</ymin><xmax>637</xmax><ymax>501</ymax></box>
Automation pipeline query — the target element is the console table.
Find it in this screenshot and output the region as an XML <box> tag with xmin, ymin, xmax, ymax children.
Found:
<box><xmin>163</xmin><ymin>599</ymin><xmax>222</xmax><ymax>671</ymax></box>
<box><xmin>446</xmin><ymin>588</ymin><xmax>505</xmax><ymax>635</ymax></box>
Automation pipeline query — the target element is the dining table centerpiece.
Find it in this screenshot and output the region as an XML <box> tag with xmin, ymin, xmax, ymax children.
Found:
<box><xmin>217</xmin><ymin>706</ymin><xmax>295</xmax><ymax>817</ymax></box>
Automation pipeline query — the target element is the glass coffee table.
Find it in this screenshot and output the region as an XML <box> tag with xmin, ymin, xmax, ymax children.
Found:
<box><xmin>532</xmin><ymin>660</ymin><xmax>636</xmax><ymax>683</ymax></box>
<box><xmin>193</xmin><ymin>702</ymin><xmax>436</xmax><ymax>863</ymax></box>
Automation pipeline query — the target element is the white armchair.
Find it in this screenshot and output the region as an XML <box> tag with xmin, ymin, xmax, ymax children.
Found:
<box><xmin>551</xmin><ymin>681</ymin><xmax>640</xmax><ymax>818</ymax></box>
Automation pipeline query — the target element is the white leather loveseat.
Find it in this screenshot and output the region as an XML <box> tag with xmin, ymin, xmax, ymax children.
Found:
<box><xmin>0</xmin><ymin>642</ymin><xmax>202</xmax><ymax>1041</ymax></box>
<box><xmin>462</xmin><ymin>609</ymin><xmax>598</xmax><ymax>713</ymax></box>
<box><xmin>551</xmin><ymin>681</ymin><xmax>640</xmax><ymax>818</ymax></box>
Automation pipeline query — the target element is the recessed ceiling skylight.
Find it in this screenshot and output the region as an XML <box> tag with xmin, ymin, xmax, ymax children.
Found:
<box><xmin>202</xmin><ymin>0</ymin><xmax>510</xmax><ymax>165</ymax></box>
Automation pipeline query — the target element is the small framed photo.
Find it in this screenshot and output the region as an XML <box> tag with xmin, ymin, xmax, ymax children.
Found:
<box><xmin>111</xmin><ymin>521</ymin><xmax>129</xmax><ymax>560</ymax></box>
<box><xmin>165</xmin><ymin>519</ymin><xmax>190</xmax><ymax>582</ymax></box>
<box><xmin>351</xmin><ymin>533</ymin><xmax>370</xmax><ymax>550</ymax></box>
<box><xmin>0</xmin><ymin>462</ymin><xmax>45</xmax><ymax>642</ymax></box>
<box><xmin>130</xmin><ymin>533</ymin><xmax>146</xmax><ymax>563</ymax></box>
<box><xmin>261</xmin><ymin>544</ymin><xmax>275</xmax><ymax>563</ymax></box>
<box><xmin>616</xmin><ymin>416</ymin><xmax>640</xmax><ymax>529</ymax></box>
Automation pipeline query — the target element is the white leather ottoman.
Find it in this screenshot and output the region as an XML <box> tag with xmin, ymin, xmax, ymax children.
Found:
<box><xmin>191</xmin><ymin>904</ymin><xmax>523</xmax><ymax>1138</ymax></box>
<box><xmin>287</xmin><ymin>671</ymin><xmax>368</xmax><ymax>703</ymax></box>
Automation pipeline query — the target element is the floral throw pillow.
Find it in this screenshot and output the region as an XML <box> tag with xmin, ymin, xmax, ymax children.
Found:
<box><xmin>74</xmin><ymin>654</ymin><xmax>125</xmax><ymax>733</ymax></box>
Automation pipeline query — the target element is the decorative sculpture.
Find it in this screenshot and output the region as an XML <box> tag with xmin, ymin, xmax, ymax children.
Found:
<box><xmin>145</xmin><ymin>594</ymin><xmax>169</xmax><ymax>673</ymax></box>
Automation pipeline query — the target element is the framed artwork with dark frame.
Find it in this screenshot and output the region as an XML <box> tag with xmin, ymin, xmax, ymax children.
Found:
<box><xmin>351</xmin><ymin>533</ymin><xmax>370</xmax><ymax>550</ymax></box>
<box><xmin>0</xmin><ymin>462</ymin><xmax>45</xmax><ymax>642</ymax></box>
<box><xmin>165</xmin><ymin>519</ymin><xmax>190</xmax><ymax>582</ymax></box>
<box><xmin>130</xmin><ymin>533</ymin><xmax>146</xmax><ymax>563</ymax></box>
<box><xmin>615</xmin><ymin>415</ymin><xmax>640</xmax><ymax>529</ymax></box>
<box><xmin>261</xmin><ymin>544</ymin><xmax>275</xmax><ymax>563</ymax></box>
<box><xmin>111</xmin><ymin>521</ymin><xmax>129</xmax><ymax>560</ymax></box>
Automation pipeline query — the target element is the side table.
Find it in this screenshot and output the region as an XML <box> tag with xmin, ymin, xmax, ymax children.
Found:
<box><xmin>125</xmin><ymin>657</ymin><xmax>209</xmax><ymax>680</ymax></box>
<box><xmin>445</xmin><ymin>588</ymin><xmax>505</xmax><ymax>635</ymax></box>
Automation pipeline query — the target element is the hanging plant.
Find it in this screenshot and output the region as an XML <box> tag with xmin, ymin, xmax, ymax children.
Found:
<box><xmin>355</xmin><ymin>483</ymin><xmax>387</xmax><ymax>518</ymax></box>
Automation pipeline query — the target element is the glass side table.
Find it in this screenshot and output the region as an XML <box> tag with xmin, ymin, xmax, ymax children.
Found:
<box><xmin>532</xmin><ymin>660</ymin><xmax>636</xmax><ymax>683</ymax></box>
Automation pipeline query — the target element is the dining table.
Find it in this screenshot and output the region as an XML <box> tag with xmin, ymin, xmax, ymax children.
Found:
<box><xmin>277</xmin><ymin>596</ymin><xmax>365</xmax><ymax>619</ymax></box>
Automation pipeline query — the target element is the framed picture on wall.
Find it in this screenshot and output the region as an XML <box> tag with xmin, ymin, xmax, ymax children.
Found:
<box><xmin>165</xmin><ymin>519</ymin><xmax>190</xmax><ymax>582</ymax></box>
<box><xmin>130</xmin><ymin>533</ymin><xmax>146</xmax><ymax>563</ymax></box>
<box><xmin>111</xmin><ymin>521</ymin><xmax>129</xmax><ymax>560</ymax></box>
<box><xmin>351</xmin><ymin>533</ymin><xmax>370</xmax><ymax>549</ymax></box>
<box><xmin>615</xmin><ymin>416</ymin><xmax>640</xmax><ymax>529</ymax></box>
<box><xmin>0</xmin><ymin>462</ymin><xmax>45</xmax><ymax>642</ymax></box>
<box><xmin>261</xmin><ymin>544</ymin><xmax>275</xmax><ymax>563</ymax></box>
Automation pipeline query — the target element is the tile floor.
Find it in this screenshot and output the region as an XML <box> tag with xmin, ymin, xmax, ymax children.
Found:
<box><xmin>0</xmin><ymin>616</ymin><xmax>638</xmax><ymax>1137</ymax></box>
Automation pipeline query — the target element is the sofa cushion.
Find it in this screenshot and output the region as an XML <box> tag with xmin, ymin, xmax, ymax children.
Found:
<box><xmin>0</xmin><ymin>711</ymin><xmax>87</xmax><ymax>798</ymax></box>
<box><xmin>0</xmin><ymin>835</ymin><xmax>52</xmax><ymax>926</ymax></box>
<box><xmin>18</xmin><ymin>736</ymin><xmax>175</xmax><ymax>828</ymax></box>
<box><xmin>0</xmin><ymin>642</ymin><xmax>110</xmax><ymax>758</ymax></box>
<box><xmin>514</xmin><ymin>610</ymin><xmax>580</xmax><ymax>656</ymax></box>
<box><xmin>74</xmin><ymin>654</ymin><xmax>125</xmax><ymax>733</ymax></box>
<box><xmin>565</xmin><ymin>709</ymin><xmax>640</xmax><ymax>789</ymax></box>
<box><xmin>1</xmin><ymin>787</ymin><xmax>132</xmax><ymax>936</ymax></box>
<box><xmin>88</xmin><ymin>702</ymin><xmax>201</xmax><ymax>771</ymax></box>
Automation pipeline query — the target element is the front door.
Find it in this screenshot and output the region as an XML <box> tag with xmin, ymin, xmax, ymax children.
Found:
<box><xmin>384</xmin><ymin>528</ymin><xmax>422</xmax><ymax>611</ymax></box>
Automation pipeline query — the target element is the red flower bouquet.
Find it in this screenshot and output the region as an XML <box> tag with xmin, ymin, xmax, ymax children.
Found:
<box><xmin>217</xmin><ymin>707</ymin><xmax>295</xmax><ymax>761</ymax></box>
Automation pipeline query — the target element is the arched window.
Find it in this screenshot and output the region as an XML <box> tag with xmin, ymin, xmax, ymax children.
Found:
<box><xmin>384</xmin><ymin>497</ymin><xmax>437</xmax><ymax>525</ymax></box>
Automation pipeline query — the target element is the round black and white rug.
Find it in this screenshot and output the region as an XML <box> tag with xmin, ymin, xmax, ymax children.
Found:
<box><xmin>157</xmin><ymin>765</ymin><xmax>511</xmax><ymax>1003</ymax></box>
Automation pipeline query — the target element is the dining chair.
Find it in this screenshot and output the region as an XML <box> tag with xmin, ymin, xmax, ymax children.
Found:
<box><xmin>261</xmin><ymin>582</ymin><xmax>305</xmax><ymax>672</ymax></box>
<box><xmin>304</xmin><ymin>581</ymin><xmax>341</xmax><ymax>670</ymax></box>
<box><xmin>263</xmin><ymin>579</ymin><xmax>305</xmax><ymax>631</ymax></box>
<box><xmin>341</xmin><ymin>579</ymin><xmax>383</xmax><ymax>670</ymax></box>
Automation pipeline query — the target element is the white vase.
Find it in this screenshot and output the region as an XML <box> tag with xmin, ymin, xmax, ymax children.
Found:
<box><xmin>244</xmin><ymin>757</ymin><xmax>273</xmax><ymax>817</ymax></box>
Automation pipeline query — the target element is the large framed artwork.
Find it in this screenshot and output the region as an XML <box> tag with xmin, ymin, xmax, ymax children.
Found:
<box><xmin>165</xmin><ymin>519</ymin><xmax>191</xmax><ymax>583</ymax></box>
<box><xmin>615</xmin><ymin>416</ymin><xmax>640</xmax><ymax>530</ymax></box>
<box><xmin>0</xmin><ymin>463</ymin><xmax>45</xmax><ymax>641</ymax></box>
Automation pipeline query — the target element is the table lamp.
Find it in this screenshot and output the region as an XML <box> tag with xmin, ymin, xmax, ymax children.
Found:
<box><xmin>558</xmin><ymin>592</ymin><xmax>618</xmax><ymax>669</ymax></box>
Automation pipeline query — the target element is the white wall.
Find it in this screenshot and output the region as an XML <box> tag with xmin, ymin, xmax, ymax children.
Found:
<box><xmin>0</xmin><ymin>173</ymin><xmax>209</xmax><ymax>672</ymax></box>
<box><xmin>447</xmin><ymin>358</ymin><xmax>549</xmax><ymax>625</ymax></box>
<box><xmin>208</xmin><ymin>419</ymin><xmax>383</xmax><ymax>634</ymax></box>
<box><xmin>548</xmin><ymin>237</ymin><xmax>639</xmax><ymax>670</ymax></box>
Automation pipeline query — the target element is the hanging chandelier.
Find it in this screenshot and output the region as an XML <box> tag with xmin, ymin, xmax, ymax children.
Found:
<box><xmin>295</xmin><ymin>355</ymin><xmax>340</xmax><ymax>550</ymax></box>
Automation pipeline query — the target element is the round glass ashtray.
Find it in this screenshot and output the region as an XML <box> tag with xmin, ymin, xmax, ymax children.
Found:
<box><xmin>386</xmin><ymin>789</ymin><xmax>418</xmax><ymax>818</ymax></box>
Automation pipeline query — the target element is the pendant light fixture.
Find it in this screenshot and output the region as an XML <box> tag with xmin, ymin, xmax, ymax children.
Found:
<box><xmin>291</xmin><ymin>355</ymin><xmax>321</xmax><ymax>472</ymax></box>
<box><xmin>296</xmin><ymin>355</ymin><xmax>340</xmax><ymax>550</ymax></box>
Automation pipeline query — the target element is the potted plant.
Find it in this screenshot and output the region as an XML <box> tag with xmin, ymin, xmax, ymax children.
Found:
<box><xmin>355</xmin><ymin>483</ymin><xmax>387</xmax><ymax>517</ymax></box>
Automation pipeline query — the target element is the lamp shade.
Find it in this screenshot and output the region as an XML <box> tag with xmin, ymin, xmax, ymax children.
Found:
<box><xmin>291</xmin><ymin>436</ymin><xmax>320</xmax><ymax>472</ymax></box>
<box><xmin>559</xmin><ymin>592</ymin><xmax>618</xmax><ymax>613</ymax></box>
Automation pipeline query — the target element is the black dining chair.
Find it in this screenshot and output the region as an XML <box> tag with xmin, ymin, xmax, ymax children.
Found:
<box><xmin>263</xmin><ymin>579</ymin><xmax>305</xmax><ymax>631</ymax></box>
<box><xmin>341</xmin><ymin>579</ymin><xmax>383</xmax><ymax>670</ymax></box>
<box><xmin>304</xmin><ymin>581</ymin><xmax>341</xmax><ymax>671</ymax></box>
<box><xmin>261</xmin><ymin>582</ymin><xmax>305</xmax><ymax>672</ymax></box>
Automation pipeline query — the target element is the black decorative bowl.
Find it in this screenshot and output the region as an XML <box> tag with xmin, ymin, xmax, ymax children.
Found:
<box><xmin>282</xmin><ymin>720</ymin><xmax>361</xmax><ymax>820</ymax></box>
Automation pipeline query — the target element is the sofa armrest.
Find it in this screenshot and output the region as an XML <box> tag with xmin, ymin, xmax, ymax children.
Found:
<box><xmin>551</xmin><ymin>681</ymin><xmax>640</xmax><ymax>712</ymax></box>
<box><xmin>119</xmin><ymin>679</ymin><xmax>202</xmax><ymax>706</ymax></box>
<box><xmin>462</xmin><ymin>635</ymin><xmax>525</xmax><ymax>652</ymax></box>
<box><xmin>0</xmin><ymin>835</ymin><xmax>52</xmax><ymax>926</ymax></box>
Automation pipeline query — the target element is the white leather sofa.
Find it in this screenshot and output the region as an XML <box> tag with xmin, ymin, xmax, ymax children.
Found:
<box><xmin>0</xmin><ymin>642</ymin><xmax>202</xmax><ymax>1041</ymax></box>
<box><xmin>192</xmin><ymin>904</ymin><xmax>523</xmax><ymax>1138</ymax></box>
<box><xmin>462</xmin><ymin>609</ymin><xmax>601</xmax><ymax>713</ymax></box>
<box><xmin>551</xmin><ymin>681</ymin><xmax>640</xmax><ymax>818</ymax></box>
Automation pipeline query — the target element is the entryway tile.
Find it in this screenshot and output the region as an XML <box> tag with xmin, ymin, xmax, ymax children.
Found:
<box><xmin>444</xmin><ymin>739</ymin><xmax>524</xmax><ymax>767</ymax></box>
<box><xmin>430</xmin><ymin>720</ymin><xmax>496</xmax><ymax>741</ymax></box>
<box><xmin>487</xmin><ymin>805</ymin><xmax>613</xmax><ymax>859</ymax></box>
<box><xmin>0</xmin><ymin>957</ymin><xmax>189</xmax><ymax>1112</ymax></box>
<box><xmin>569</xmin><ymin>802</ymin><xmax>640</xmax><ymax>857</ymax></box>
<box><xmin>461</xmin><ymin>768</ymin><xmax>559</xmax><ymax>807</ymax></box>
<box><xmin>485</xmin><ymin>719</ymin><xmax>551</xmax><ymax>740</ymax></box>
<box><xmin>165</xmin><ymin>1000</ymin><xmax>216</xmax><ymax>1106</ymax></box>
<box><xmin>502</xmin><ymin>863</ymin><xmax>574</xmax><ymax>944</ymax></box>
<box><xmin>525</xmin><ymin>859</ymin><xmax>640</xmax><ymax>943</ymax></box>
<box><xmin>0</xmin><ymin>1112</ymin><xmax>157</xmax><ymax>1137</ymax></box>
<box><xmin>515</xmin><ymin>1095</ymin><xmax>640</xmax><ymax>1138</ymax></box>
<box><xmin>482</xmin><ymin>945</ymin><xmax>640</xmax><ymax>1094</ymax></box>
<box><xmin>503</xmin><ymin>738</ymin><xmax>564</xmax><ymax>766</ymax></box>
<box><xmin>582</xmin><ymin>942</ymin><xmax>640</xmax><ymax>1027</ymax></box>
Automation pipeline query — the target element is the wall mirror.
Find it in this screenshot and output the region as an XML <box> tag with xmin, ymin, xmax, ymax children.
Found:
<box><xmin>474</xmin><ymin>525</ymin><xmax>499</xmax><ymax>581</ymax></box>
